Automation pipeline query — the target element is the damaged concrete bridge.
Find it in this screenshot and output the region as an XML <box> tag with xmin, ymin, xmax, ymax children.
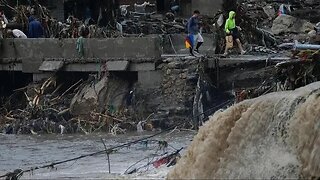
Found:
<box><xmin>0</xmin><ymin>35</ymin><xmax>292</xmax><ymax>130</ymax></box>
<box><xmin>0</xmin><ymin>36</ymin><xmax>162</xmax><ymax>82</ymax></box>
<box><xmin>0</xmin><ymin>36</ymin><xmax>208</xmax><ymax>130</ymax></box>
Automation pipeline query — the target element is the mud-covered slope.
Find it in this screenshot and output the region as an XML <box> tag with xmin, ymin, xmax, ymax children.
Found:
<box><xmin>168</xmin><ymin>82</ymin><xmax>320</xmax><ymax>179</ymax></box>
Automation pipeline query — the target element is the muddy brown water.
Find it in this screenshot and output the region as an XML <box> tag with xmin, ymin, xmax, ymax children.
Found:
<box><xmin>168</xmin><ymin>82</ymin><xmax>320</xmax><ymax>179</ymax></box>
<box><xmin>0</xmin><ymin>131</ymin><xmax>194</xmax><ymax>179</ymax></box>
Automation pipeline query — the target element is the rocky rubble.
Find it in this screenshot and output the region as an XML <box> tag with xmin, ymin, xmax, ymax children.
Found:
<box><xmin>132</xmin><ymin>57</ymin><xmax>211</xmax><ymax>129</ymax></box>
<box><xmin>215</xmin><ymin>0</ymin><xmax>320</xmax><ymax>54</ymax></box>
<box><xmin>271</xmin><ymin>15</ymin><xmax>314</xmax><ymax>35</ymax></box>
<box><xmin>156</xmin><ymin>57</ymin><xmax>199</xmax><ymax>127</ymax></box>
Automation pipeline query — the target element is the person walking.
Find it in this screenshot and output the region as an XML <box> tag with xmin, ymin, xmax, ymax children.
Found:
<box><xmin>223</xmin><ymin>11</ymin><xmax>246</xmax><ymax>56</ymax></box>
<box><xmin>187</xmin><ymin>10</ymin><xmax>203</xmax><ymax>56</ymax></box>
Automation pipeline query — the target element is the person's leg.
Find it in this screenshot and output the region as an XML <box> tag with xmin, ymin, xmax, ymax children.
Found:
<box><xmin>236</xmin><ymin>38</ymin><xmax>246</xmax><ymax>54</ymax></box>
<box><xmin>223</xmin><ymin>44</ymin><xmax>228</xmax><ymax>55</ymax></box>
<box><xmin>195</xmin><ymin>33</ymin><xmax>204</xmax><ymax>53</ymax></box>
<box><xmin>224</xmin><ymin>36</ymin><xmax>230</xmax><ymax>55</ymax></box>
<box><xmin>187</xmin><ymin>34</ymin><xmax>195</xmax><ymax>56</ymax></box>
<box><xmin>188</xmin><ymin>34</ymin><xmax>197</xmax><ymax>55</ymax></box>
<box><xmin>189</xmin><ymin>47</ymin><xmax>194</xmax><ymax>56</ymax></box>
<box><xmin>233</xmin><ymin>28</ymin><xmax>246</xmax><ymax>55</ymax></box>
<box><xmin>195</xmin><ymin>42</ymin><xmax>203</xmax><ymax>53</ymax></box>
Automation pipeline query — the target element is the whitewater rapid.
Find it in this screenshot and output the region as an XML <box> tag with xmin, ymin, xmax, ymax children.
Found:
<box><xmin>168</xmin><ymin>82</ymin><xmax>320</xmax><ymax>179</ymax></box>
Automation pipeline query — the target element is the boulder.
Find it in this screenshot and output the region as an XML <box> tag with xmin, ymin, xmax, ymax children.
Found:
<box><xmin>271</xmin><ymin>15</ymin><xmax>314</xmax><ymax>35</ymax></box>
<box><xmin>263</xmin><ymin>5</ymin><xmax>276</xmax><ymax>20</ymax></box>
<box><xmin>70</xmin><ymin>75</ymin><xmax>130</xmax><ymax>116</ymax></box>
<box><xmin>70</xmin><ymin>76</ymin><xmax>108</xmax><ymax>116</ymax></box>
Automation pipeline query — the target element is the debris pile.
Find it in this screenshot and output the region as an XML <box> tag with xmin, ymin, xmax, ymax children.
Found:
<box><xmin>0</xmin><ymin>77</ymin><xmax>72</xmax><ymax>134</ymax></box>
<box><xmin>0</xmin><ymin>56</ymin><xmax>213</xmax><ymax>134</ymax></box>
<box><xmin>0</xmin><ymin>74</ymin><xmax>137</xmax><ymax>134</ymax></box>
<box><xmin>1</xmin><ymin>1</ymin><xmax>216</xmax><ymax>39</ymax></box>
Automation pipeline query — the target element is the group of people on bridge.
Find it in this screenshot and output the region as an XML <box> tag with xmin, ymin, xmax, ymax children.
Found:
<box><xmin>0</xmin><ymin>11</ymin><xmax>44</xmax><ymax>39</ymax></box>
<box><xmin>0</xmin><ymin>5</ymin><xmax>245</xmax><ymax>57</ymax></box>
<box><xmin>186</xmin><ymin>10</ymin><xmax>246</xmax><ymax>56</ymax></box>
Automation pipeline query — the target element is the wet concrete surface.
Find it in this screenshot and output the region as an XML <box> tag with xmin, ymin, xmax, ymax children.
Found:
<box><xmin>0</xmin><ymin>131</ymin><xmax>194</xmax><ymax>179</ymax></box>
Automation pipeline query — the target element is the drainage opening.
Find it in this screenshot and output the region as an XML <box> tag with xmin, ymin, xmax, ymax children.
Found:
<box><xmin>0</xmin><ymin>71</ymin><xmax>33</xmax><ymax>109</ymax></box>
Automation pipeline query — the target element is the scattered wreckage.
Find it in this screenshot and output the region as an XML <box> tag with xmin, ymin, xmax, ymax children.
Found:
<box><xmin>0</xmin><ymin>1</ymin><xmax>214</xmax><ymax>38</ymax></box>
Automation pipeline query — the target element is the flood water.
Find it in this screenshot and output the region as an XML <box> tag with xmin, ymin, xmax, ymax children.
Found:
<box><xmin>168</xmin><ymin>82</ymin><xmax>320</xmax><ymax>179</ymax></box>
<box><xmin>0</xmin><ymin>131</ymin><xmax>195</xmax><ymax>179</ymax></box>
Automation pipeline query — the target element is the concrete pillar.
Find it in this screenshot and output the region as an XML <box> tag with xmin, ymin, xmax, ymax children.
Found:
<box><xmin>33</xmin><ymin>73</ymin><xmax>53</xmax><ymax>82</ymax></box>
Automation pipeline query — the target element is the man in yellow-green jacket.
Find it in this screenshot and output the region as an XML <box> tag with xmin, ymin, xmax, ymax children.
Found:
<box><xmin>224</xmin><ymin>11</ymin><xmax>246</xmax><ymax>56</ymax></box>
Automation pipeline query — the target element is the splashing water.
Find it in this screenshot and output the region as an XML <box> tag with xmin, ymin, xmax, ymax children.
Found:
<box><xmin>168</xmin><ymin>82</ymin><xmax>320</xmax><ymax>179</ymax></box>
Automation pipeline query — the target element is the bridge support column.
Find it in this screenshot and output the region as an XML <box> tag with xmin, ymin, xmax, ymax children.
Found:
<box><xmin>33</xmin><ymin>73</ymin><xmax>53</xmax><ymax>82</ymax></box>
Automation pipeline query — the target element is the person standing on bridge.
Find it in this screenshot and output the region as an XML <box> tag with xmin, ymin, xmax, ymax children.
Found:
<box><xmin>187</xmin><ymin>10</ymin><xmax>204</xmax><ymax>56</ymax></box>
<box><xmin>28</xmin><ymin>16</ymin><xmax>44</xmax><ymax>38</ymax></box>
<box><xmin>223</xmin><ymin>11</ymin><xmax>246</xmax><ymax>56</ymax></box>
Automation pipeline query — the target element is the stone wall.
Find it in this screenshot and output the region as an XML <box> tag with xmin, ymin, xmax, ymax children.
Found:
<box><xmin>134</xmin><ymin>56</ymin><xmax>201</xmax><ymax>128</ymax></box>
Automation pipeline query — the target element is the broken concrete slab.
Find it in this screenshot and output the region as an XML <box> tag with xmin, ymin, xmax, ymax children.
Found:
<box><xmin>70</xmin><ymin>76</ymin><xmax>108</xmax><ymax>115</ymax></box>
<box><xmin>129</xmin><ymin>62</ymin><xmax>155</xmax><ymax>71</ymax></box>
<box><xmin>63</xmin><ymin>61</ymin><xmax>128</xmax><ymax>72</ymax></box>
<box><xmin>33</xmin><ymin>73</ymin><xmax>53</xmax><ymax>82</ymax></box>
<box><xmin>70</xmin><ymin>75</ymin><xmax>130</xmax><ymax>116</ymax></box>
<box><xmin>39</xmin><ymin>61</ymin><xmax>64</xmax><ymax>72</ymax></box>
<box><xmin>106</xmin><ymin>61</ymin><xmax>129</xmax><ymax>71</ymax></box>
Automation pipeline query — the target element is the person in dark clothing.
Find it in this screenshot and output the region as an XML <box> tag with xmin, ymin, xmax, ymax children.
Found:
<box><xmin>187</xmin><ymin>10</ymin><xmax>203</xmax><ymax>56</ymax></box>
<box><xmin>28</xmin><ymin>16</ymin><xmax>44</xmax><ymax>38</ymax></box>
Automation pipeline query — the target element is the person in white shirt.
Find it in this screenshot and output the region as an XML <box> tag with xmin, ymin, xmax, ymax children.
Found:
<box><xmin>7</xmin><ymin>29</ymin><xmax>27</xmax><ymax>38</ymax></box>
